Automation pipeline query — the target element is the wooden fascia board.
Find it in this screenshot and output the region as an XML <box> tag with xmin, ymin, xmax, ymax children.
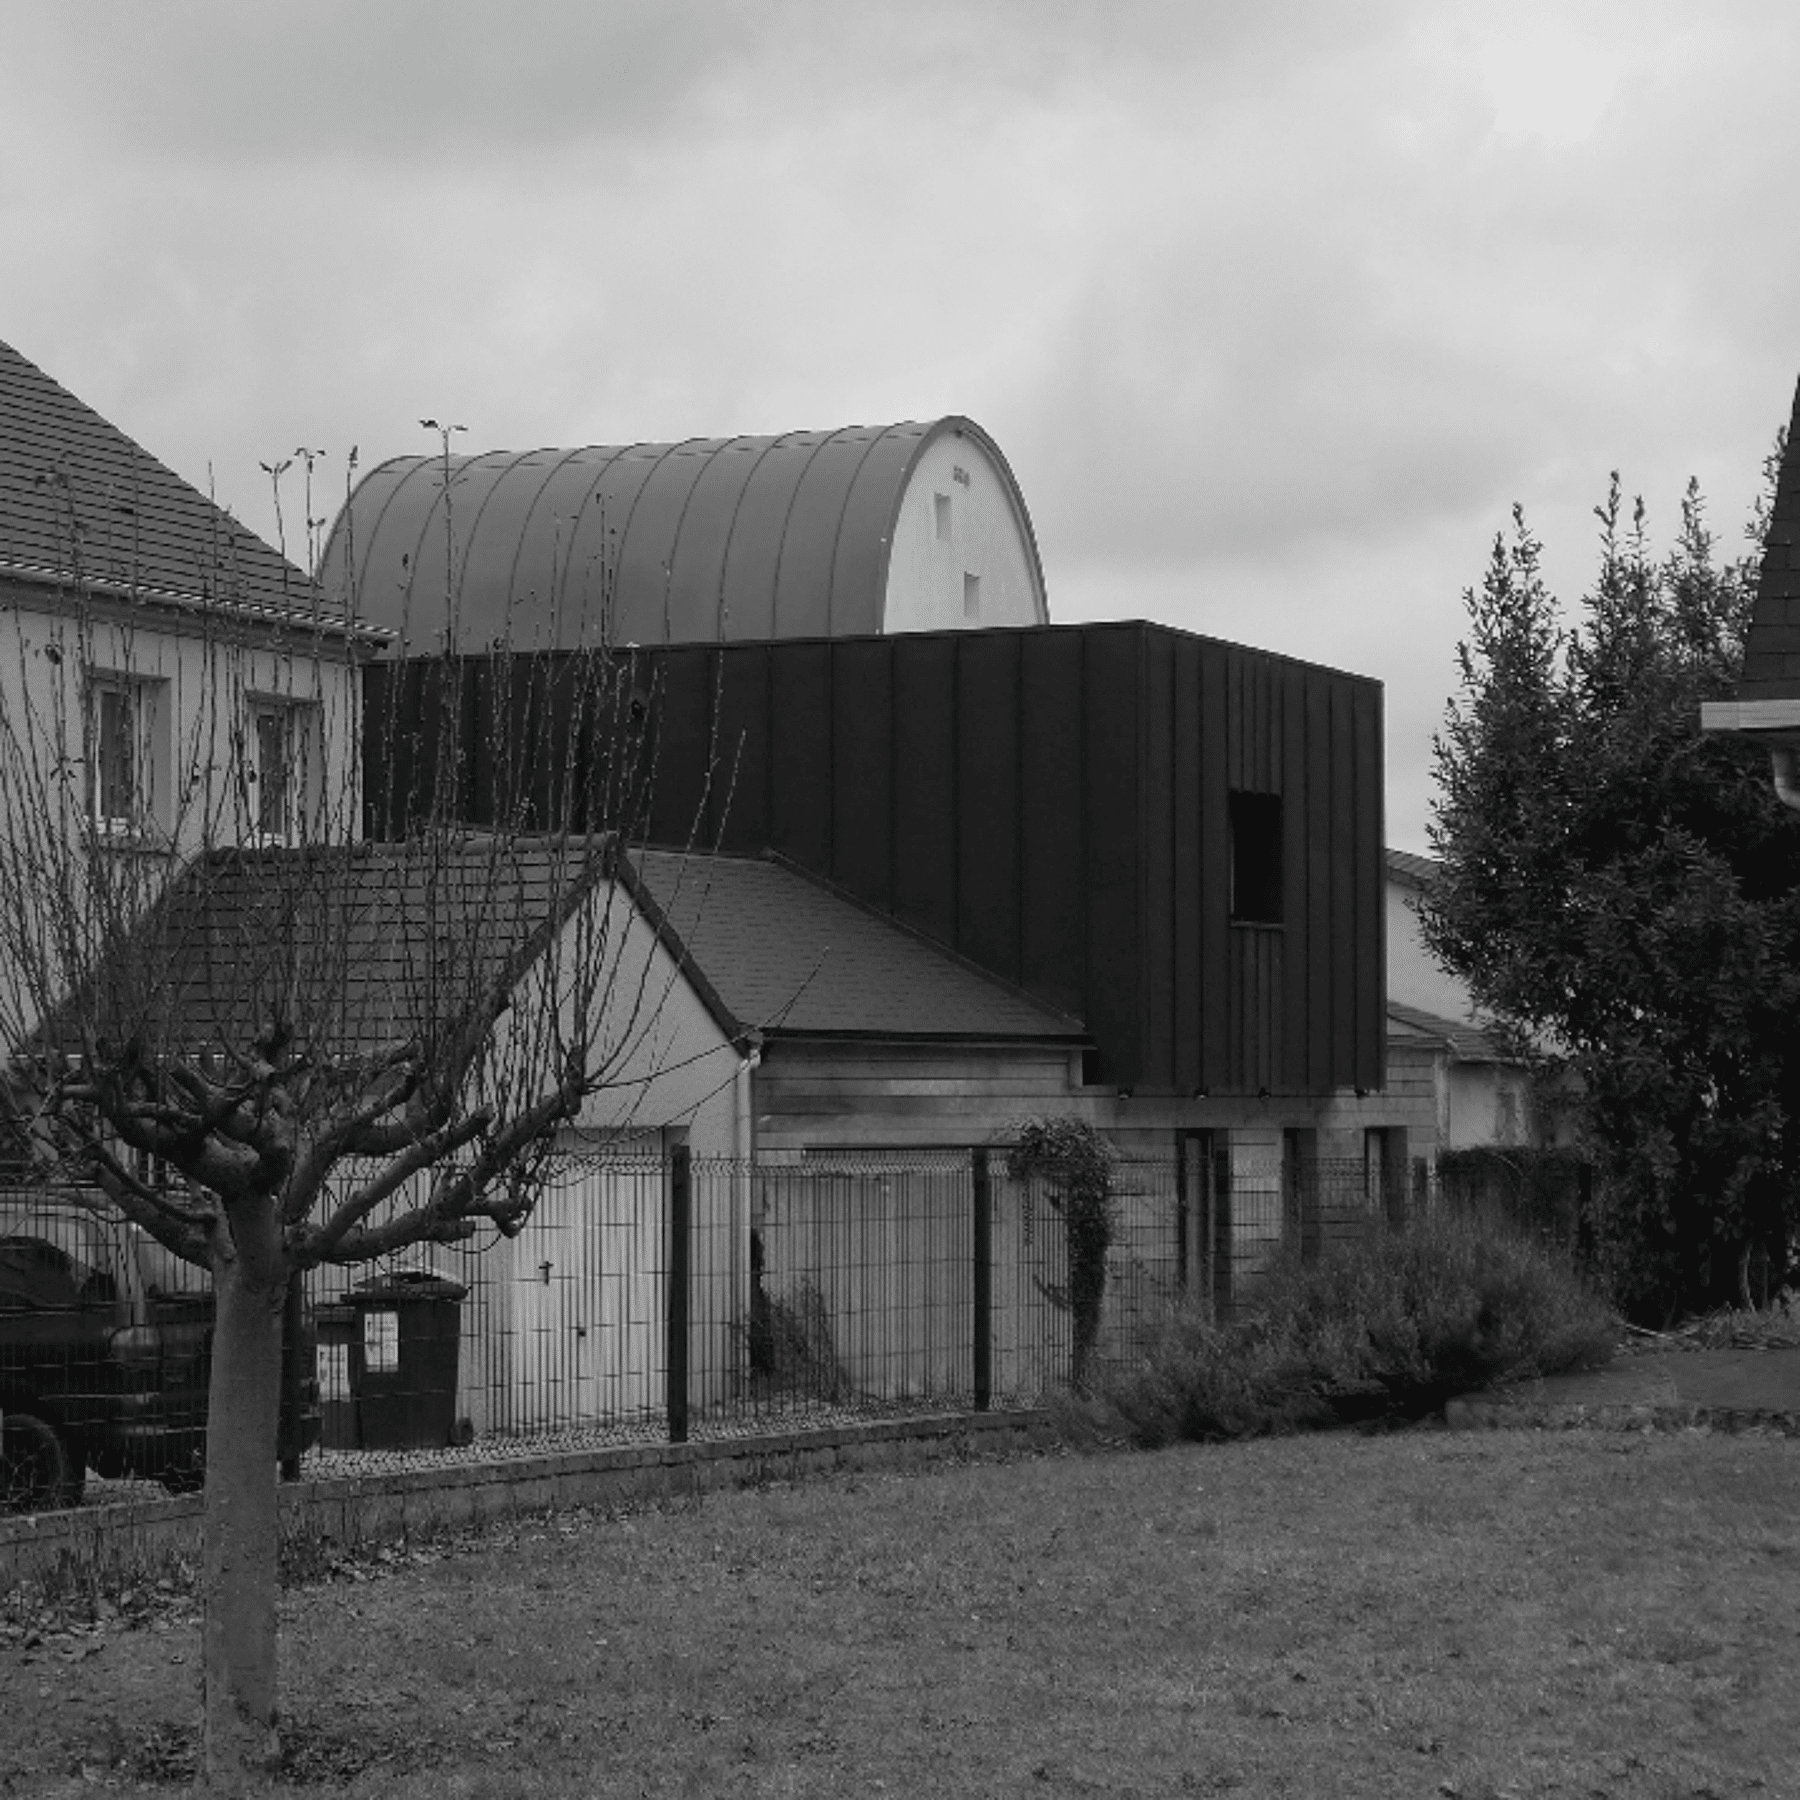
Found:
<box><xmin>1699</xmin><ymin>698</ymin><xmax>1800</xmax><ymax>737</ymax></box>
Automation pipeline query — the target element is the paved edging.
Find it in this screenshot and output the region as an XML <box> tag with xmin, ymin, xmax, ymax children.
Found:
<box><xmin>0</xmin><ymin>1409</ymin><xmax>1058</xmax><ymax>1591</ymax></box>
<box><xmin>1445</xmin><ymin>1395</ymin><xmax>1800</xmax><ymax>1436</ymax></box>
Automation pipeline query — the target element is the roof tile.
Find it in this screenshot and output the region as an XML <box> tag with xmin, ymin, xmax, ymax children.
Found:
<box><xmin>0</xmin><ymin>339</ymin><xmax>334</xmax><ymax>620</ymax></box>
<box><xmin>628</xmin><ymin>850</ymin><xmax>1085</xmax><ymax>1043</ymax></box>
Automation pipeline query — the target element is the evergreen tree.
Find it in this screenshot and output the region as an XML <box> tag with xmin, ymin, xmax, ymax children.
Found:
<box><xmin>1422</xmin><ymin>458</ymin><xmax>1800</xmax><ymax>1321</ymax></box>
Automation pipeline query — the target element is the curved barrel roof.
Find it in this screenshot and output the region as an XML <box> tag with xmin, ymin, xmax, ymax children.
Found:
<box><xmin>315</xmin><ymin>417</ymin><xmax>1046</xmax><ymax>649</ymax></box>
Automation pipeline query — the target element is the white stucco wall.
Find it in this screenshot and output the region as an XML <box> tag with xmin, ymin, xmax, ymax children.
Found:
<box><xmin>0</xmin><ymin>592</ymin><xmax>364</xmax><ymax>856</ymax></box>
<box><xmin>1445</xmin><ymin>1061</ymin><xmax>1531</xmax><ymax>1151</ymax></box>
<box><xmin>883</xmin><ymin>430</ymin><xmax>1046</xmax><ymax>633</ymax></box>
<box><xmin>0</xmin><ymin>589</ymin><xmax>365</xmax><ymax>1044</ymax></box>
<box><xmin>1386</xmin><ymin>879</ymin><xmax>1476</xmax><ymax>1022</ymax></box>
<box><xmin>544</xmin><ymin>877</ymin><xmax>742</xmax><ymax>1161</ymax></box>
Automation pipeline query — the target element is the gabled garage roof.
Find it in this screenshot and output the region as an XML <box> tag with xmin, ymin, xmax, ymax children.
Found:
<box><xmin>624</xmin><ymin>849</ymin><xmax>1086</xmax><ymax>1045</ymax></box>
<box><xmin>39</xmin><ymin>835</ymin><xmax>1082</xmax><ymax>1074</ymax></box>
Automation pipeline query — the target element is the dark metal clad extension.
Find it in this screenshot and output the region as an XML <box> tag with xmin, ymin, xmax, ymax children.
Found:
<box><xmin>364</xmin><ymin>622</ymin><xmax>1388</xmax><ymax>1097</ymax></box>
<box><xmin>0</xmin><ymin>339</ymin><xmax>331</xmax><ymax>620</ymax></box>
<box><xmin>316</xmin><ymin>418</ymin><xmax>1047</xmax><ymax>647</ymax></box>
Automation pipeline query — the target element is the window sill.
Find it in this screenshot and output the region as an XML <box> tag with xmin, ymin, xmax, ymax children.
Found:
<box><xmin>88</xmin><ymin>822</ymin><xmax>169</xmax><ymax>855</ymax></box>
<box><xmin>1229</xmin><ymin>918</ymin><xmax>1286</xmax><ymax>932</ymax></box>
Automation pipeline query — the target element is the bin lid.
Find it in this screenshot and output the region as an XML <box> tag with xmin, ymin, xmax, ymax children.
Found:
<box><xmin>350</xmin><ymin>1265</ymin><xmax>469</xmax><ymax>1304</ymax></box>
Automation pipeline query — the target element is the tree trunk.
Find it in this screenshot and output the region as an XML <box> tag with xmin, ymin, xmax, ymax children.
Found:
<box><xmin>201</xmin><ymin>1230</ymin><xmax>286</xmax><ymax>1786</ymax></box>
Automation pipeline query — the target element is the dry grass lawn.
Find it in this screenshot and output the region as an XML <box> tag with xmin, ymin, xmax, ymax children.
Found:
<box><xmin>3</xmin><ymin>1427</ymin><xmax>1797</xmax><ymax>1797</ymax></box>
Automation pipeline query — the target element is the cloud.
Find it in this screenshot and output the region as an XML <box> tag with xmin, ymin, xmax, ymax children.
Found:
<box><xmin>0</xmin><ymin>0</ymin><xmax>1796</xmax><ymax>853</ymax></box>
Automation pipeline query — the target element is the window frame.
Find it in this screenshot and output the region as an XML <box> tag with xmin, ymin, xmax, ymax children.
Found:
<box><xmin>86</xmin><ymin>673</ymin><xmax>165</xmax><ymax>839</ymax></box>
<box><xmin>1227</xmin><ymin>789</ymin><xmax>1284</xmax><ymax>926</ymax></box>
<box><xmin>243</xmin><ymin>695</ymin><xmax>319</xmax><ymax>844</ymax></box>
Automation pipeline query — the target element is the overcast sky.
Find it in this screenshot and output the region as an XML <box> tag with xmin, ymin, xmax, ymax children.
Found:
<box><xmin>4</xmin><ymin>0</ymin><xmax>1796</xmax><ymax>851</ymax></box>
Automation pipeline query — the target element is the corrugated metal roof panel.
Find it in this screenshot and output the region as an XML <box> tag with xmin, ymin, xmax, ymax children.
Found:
<box><xmin>317</xmin><ymin>418</ymin><xmax>1045</xmax><ymax>649</ymax></box>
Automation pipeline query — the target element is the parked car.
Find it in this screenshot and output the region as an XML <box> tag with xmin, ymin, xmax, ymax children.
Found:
<box><xmin>0</xmin><ymin>1188</ymin><xmax>318</xmax><ymax>1511</ymax></box>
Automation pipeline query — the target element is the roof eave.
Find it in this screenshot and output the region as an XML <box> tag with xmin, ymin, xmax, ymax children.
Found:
<box><xmin>761</xmin><ymin>1027</ymin><xmax>1089</xmax><ymax>1047</ymax></box>
<box><xmin>0</xmin><ymin>559</ymin><xmax>395</xmax><ymax>646</ymax></box>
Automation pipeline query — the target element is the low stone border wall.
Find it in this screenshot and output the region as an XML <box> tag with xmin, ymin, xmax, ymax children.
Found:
<box><xmin>1</xmin><ymin>1409</ymin><xmax>1058</xmax><ymax>1592</ymax></box>
<box><xmin>1445</xmin><ymin>1396</ymin><xmax>1800</xmax><ymax>1437</ymax></box>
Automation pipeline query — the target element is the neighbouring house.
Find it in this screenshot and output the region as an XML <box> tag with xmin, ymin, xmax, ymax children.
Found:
<box><xmin>1701</xmin><ymin>373</ymin><xmax>1800</xmax><ymax>815</ymax></box>
<box><xmin>0</xmin><ymin>356</ymin><xmax>1476</xmax><ymax>1438</ymax></box>
<box><xmin>363</xmin><ymin>618</ymin><xmax>1435</xmax><ymax>1304</ymax></box>
<box><xmin>1384</xmin><ymin>847</ymin><xmax>1536</xmax><ymax>1155</ymax></box>
<box><xmin>0</xmin><ymin>339</ymin><xmax>384</xmax><ymax>1067</ymax></box>
<box><xmin>315</xmin><ymin>418</ymin><xmax>1048</xmax><ymax>653</ymax></box>
<box><xmin>97</xmin><ymin>830</ymin><xmax>1096</xmax><ymax>1431</ymax></box>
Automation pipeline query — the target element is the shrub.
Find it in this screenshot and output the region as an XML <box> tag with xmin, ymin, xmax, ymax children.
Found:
<box><xmin>1088</xmin><ymin>1212</ymin><xmax>1615</xmax><ymax>1448</ymax></box>
<box><xmin>1004</xmin><ymin>1117</ymin><xmax>1115</xmax><ymax>1389</ymax></box>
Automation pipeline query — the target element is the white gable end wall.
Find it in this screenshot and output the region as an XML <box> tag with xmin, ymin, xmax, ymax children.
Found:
<box><xmin>1386</xmin><ymin>880</ymin><xmax>1475</xmax><ymax>1023</ymax></box>
<box><xmin>883</xmin><ymin>431</ymin><xmax>1046</xmax><ymax>633</ymax></box>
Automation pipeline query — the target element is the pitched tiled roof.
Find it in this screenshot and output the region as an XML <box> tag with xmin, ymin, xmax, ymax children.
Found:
<box><xmin>0</xmin><ymin>339</ymin><xmax>353</xmax><ymax>628</ymax></box>
<box><xmin>1385</xmin><ymin>847</ymin><xmax>1438</xmax><ymax>890</ymax></box>
<box><xmin>1738</xmin><ymin>376</ymin><xmax>1800</xmax><ymax>700</ymax></box>
<box><xmin>625</xmin><ymin>849</ymin><xmax>1087</xmax><ymax>1043</ymax></box>
<box><xmin>1386</xmin><ymin>1001</ymin><xmax>1515</xmax><ymax>1064</ymax></box>
<box><xmin>48</xmin><ymin>839</ymin><xmax>1081</xmax><ymax>1066</ymax></box>
<box><xmin>58</xmin><ymin>839</ymin><xmax>603</xmax><ymax>1062</ymax></box>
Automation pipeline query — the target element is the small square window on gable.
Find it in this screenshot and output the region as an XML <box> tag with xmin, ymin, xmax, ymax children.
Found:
<box><xmin>934</xmin><ymin>492</ymin><xmax>951</xmax><ymax>541</ymax></box>
<box><xmin>1228</xmin><ymin>790</ymin><xmax>1283</xmax><ymax>925</ymax></box>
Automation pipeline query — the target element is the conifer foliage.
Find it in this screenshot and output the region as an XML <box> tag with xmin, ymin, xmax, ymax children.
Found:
<box><xmin>1423</xmin><ymin>461</ymin><xmax>1800</xmax><ymax>1321</ymax></box>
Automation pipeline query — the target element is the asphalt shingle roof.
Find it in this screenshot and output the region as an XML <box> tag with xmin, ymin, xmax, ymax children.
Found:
<box><xmin>54</xmin><ymin>840</ymin><xmax>1082</xmax><ymax>1065</ymax></box>
<box><xmin>1386</xmin><ymin>1000</ymin><xmax>1514</xmax><ymax>1064</ymax></box>
<box><xmin>0</xmin><ymin>339</ymin><xmax>343</xmax><ymax>624</ymax></box>
<box><xmin>627</xmin><ymin>849</ymin><xmax>1086</xmax><ymax>1043</ymax></box>
<box><xmin>1385</xmin><ymin>847</ymin><xmax>1438</xmax><ymax>890</ymax></box>
<box><xmin>65</xmin><ymin>840</ymin><xmax>599</xmax><ymax>1063</ymax></box>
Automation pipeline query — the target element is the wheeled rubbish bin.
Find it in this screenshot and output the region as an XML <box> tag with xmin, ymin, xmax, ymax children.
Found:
<box><xmin>344</xmin><ymin>1269</ymin><xmax>470</xmax><ymax>1451</ymax></box>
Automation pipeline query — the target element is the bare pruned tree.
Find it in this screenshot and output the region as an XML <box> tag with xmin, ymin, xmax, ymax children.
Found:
<box><xmin>0</xmin><ymin>447</ymin><xmax>716</xmax><ymax>1784</ymax></box>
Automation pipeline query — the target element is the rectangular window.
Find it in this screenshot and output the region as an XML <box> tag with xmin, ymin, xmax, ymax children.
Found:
<box><xmin>246</xmin><ymin>699</ymin><xmax>317</xmax><ymax>842</ymax></box>
<box><xmin>962</xmin><ymin>572</ymin><xmax>981</xmax><ymax>620</ymax></box>
<box><xmin>934</xmin><ymin>492</ymin><xmax>951</xmax><ymax>540</ymax></box>
<box><xmin>88</xmin><ymin>677</ymin><xmax>163</xmax><ymax>835</ymax></box>
<box><xmin>1364</xmin><ymin>1127</ymin><xmax>1408</xmax><ymax>1225</ymax></box>
<box><xmin>1282</xmin><ymin>1127</ymin><xmax>1319</xmax><ymax>1265</ymax></box>
<box><xmin>95</xmin><ymin>686</ymin><xmax>136</xmax><ymax>826</ymax></box>
<box><xmin>1228</xmin><ymin>791</ymin><xmax>1282</xmax><ymax>924</ymax></box>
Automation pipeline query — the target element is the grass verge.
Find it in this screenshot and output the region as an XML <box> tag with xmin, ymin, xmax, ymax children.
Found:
<box><xmin>2</xmin><ymin>1427</ymin><xmax>1796</xmax><ymax>1797</ymax></box>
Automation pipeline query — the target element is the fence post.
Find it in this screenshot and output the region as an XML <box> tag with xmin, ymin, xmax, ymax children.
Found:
<box><xmin>1174</xmin><ymin>1134</ymin><xmax>1190</xmax><ymax>1294</ymax></box>
<box><xmin>667</xmin><ymin>1141</ymin><xmax>691</xmax><ymax>1444</ymax></box>
<box><xmin>1212</xmin><ymin>1147</ymin><xmax>1233</xmax><ymax>1321</ymax></box>
<box><xmin>277</xmin><ymin>1269</ymin><xmax>305</xmax><ymax>1482</ymax></box>
<box><xmin>971</xmin><ymin>1148</ymin><xmax>992</xmax><ymax>1412</ymax></box>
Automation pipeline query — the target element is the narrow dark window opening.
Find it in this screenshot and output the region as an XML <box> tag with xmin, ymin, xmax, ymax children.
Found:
<box><xmin>1228</xmin><ymin>790</ymin><xmax>1282</xmax><ymax>924</ymax></box>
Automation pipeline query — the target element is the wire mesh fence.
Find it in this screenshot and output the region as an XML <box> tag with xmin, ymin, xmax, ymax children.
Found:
<box><xmin>3</xmin><ymin>1145</ymin><xmax>1409</xmax><ymax>1507</ymax></box>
